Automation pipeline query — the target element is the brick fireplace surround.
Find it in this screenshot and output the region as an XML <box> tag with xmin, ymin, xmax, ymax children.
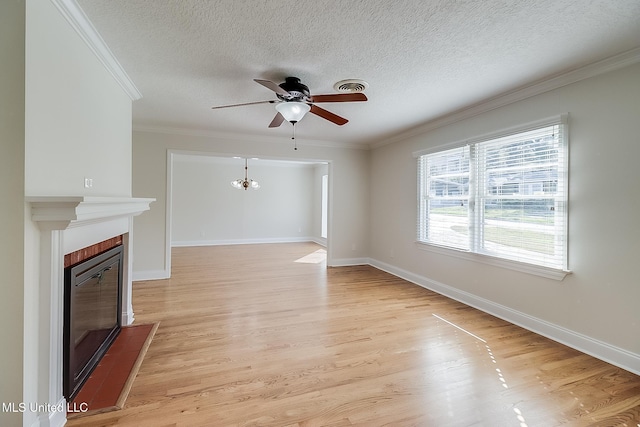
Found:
<box><xmin>27</xmin><ymin>196</ymin><xmax>154</xmax><ymax>427</ymax></box>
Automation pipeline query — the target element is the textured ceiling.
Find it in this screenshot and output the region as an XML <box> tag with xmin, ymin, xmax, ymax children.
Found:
<box><xmin>76</xmin><ymin>0</ymin><xmax>640</xmax><ymax>146</ymax></box>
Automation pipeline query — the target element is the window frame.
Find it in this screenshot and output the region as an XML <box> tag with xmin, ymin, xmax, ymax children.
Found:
<box><xmin>415</xmin><ymin>115</ymin><xmax>570</xmax><ymax>280</ymax></box>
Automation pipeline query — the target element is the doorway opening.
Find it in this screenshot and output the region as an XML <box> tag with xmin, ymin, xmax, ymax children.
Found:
<box><xmin>165</xmin><ymin>151</ymin><xmax>332</xmax><ymax>277</ymax></box>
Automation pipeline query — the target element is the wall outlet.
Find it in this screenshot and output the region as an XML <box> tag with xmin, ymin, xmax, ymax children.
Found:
<box><xmin>84</xmin><ymin>178</ymin><xmax>93</xmax><ymax>188</ymax></box>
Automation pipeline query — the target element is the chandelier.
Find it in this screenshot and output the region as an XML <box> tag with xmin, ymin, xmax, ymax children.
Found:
<box><xmin>231</xmin><ymin>158</ymin><xmax>260</xmax><ymax>190</ymax></box>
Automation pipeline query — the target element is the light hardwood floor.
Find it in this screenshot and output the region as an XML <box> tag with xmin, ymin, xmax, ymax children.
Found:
<box><xmin>68</xmin><ymin>242</ymin><xmax>640</xmax><ymax>426</ymax></box>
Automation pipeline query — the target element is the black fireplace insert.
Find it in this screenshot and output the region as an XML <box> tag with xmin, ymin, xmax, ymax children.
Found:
<box><xmin>63</xmin><ymin>244</ymin><xmax>123</xmax><ymax>400</ymax></box>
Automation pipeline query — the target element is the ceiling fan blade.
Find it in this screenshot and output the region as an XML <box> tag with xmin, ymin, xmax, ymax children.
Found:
<box><xmin>310</xmin><ymin>93</ymin><xmax>367</xmax><ymax>103</ymax></box>
<box><xmin>254</xmin><ymin>79</ymin><xmax>290</xmax><ymax>96</ymax></box>
<box><xmin>268</xmin><ymin>112</ymin><xmax>285</xmax><ymax>128</ymax></box>
<box><xmin>211</xmin><ymin>100</ymin><xmax>274</xmax><ymax>110</ymax></box>
<box><xmin>310</xmin><ymin>105</ymin><xmax>348</xmax><ymax>126</ymax></box>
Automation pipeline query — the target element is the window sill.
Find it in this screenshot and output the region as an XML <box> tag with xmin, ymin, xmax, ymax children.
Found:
<box><xmin>415</xmin><ymin>241</ymin><xmax>571</xmax><ymax>281</ymax></box>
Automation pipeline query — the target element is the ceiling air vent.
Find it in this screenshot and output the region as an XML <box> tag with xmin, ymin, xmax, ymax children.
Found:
<box><xmin>333</xmin><ymin>79</ymin><xmax>369</xmax><ymax>93</ymax></box>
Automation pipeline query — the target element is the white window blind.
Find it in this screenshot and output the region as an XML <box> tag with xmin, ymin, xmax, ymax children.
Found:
<box><xmin>418</xmin><ymin>145</ymin><xmax>471</xmax><ymax>251</ymax></box>
<box><xmin>418</xmin><ymin>120</ymin><xmax>568</xmax><ymax>271</ymax></box>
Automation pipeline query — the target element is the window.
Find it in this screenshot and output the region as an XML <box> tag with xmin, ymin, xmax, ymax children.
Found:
<box><xmin>417</xmin><ymin>117</ymin><xmax>568</xmax><ymax>271</ymax></box>
<box><xmin>321</xmin><ymin>174</ymin><xmax>328</xmax><ymax>239</ymax></box>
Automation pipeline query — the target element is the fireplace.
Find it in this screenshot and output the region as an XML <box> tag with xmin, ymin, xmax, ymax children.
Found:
<box><xmin>27</xmin><ymin>196</ymin><xmax>154</xmax><ymax>427</ymax></box>
<box><xmin>63</xmin><ymin>242</ymin><xmax>124</xmax><ymax>400</ymax></box>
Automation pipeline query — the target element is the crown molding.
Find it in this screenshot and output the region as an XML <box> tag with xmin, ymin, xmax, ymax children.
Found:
<box><xmin>371</xmin><ymin>47</ymin><xmax>640</xmax><ymax>148</ymax></box>
<box><xmin>133</xmin><ymin>125</ymin><xmax>370</xmax><ymax>151</ymax></box>
<box><xmin>50</xmin><ymin>0</ymin><xmax>142</xmax><ymax>101</ymax></box>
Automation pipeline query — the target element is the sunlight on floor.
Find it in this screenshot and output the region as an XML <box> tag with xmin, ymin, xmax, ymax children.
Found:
<box><xmin>432</xmin><ymin>313</ymin><xmax>486</xmax><ymax>343</ymax></box>
<box><xmin>294</xmin><ymin>249</ymin><xmax>327</xmax><ymax>264</ymax></box>
<box><xmin>432</xmin><ymin>313</ymin><xmax>530</xmax><ymax>427</ymax></box>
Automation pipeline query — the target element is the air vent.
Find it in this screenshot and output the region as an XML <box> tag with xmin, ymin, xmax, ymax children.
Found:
<box><xmin>333</xmin><ymin>79</ymin><xmax>369</xmax><ymax>93</ymax></box>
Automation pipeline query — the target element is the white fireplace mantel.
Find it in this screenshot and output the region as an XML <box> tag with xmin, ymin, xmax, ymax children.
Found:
<box><xmin>27</xmin><ymin>196</ymin><xmax>155</xmax><ymax>229</ymax></box>
<box><xmin>26</xmin><ymin>196</ymin><xmax>154</xmax><ymax>427</ymax></box>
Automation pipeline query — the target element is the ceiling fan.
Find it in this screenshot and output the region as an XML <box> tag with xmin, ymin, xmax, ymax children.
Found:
<box><xmin>211</xmin><ymin>77</ymin><xmax>367</xmax><ymax>127</ymax></box>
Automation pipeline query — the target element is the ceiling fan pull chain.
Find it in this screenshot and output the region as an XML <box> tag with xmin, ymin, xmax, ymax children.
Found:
<box><xmin>292</xmin><ymin>122</ymin><xmax>298</xmax><ymax>150</ymax></box>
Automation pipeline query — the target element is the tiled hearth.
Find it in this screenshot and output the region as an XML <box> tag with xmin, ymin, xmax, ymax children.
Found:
<box><xmin>70</xmin><ymin>323</ymin><xmax>155</xmax><ymax>414</ymax></box>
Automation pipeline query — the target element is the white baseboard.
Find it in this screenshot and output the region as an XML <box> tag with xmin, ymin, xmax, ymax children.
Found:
<box><xmin>132</xmin><ymin>269</ymin><xmax>170</xmax><ymax>281</ymax></box>
<box><xmin>121</xmin><ymin>310</ymin><xmax>135</xmax><ymax>326</ymax></box>
<box><xmin>328</xmin><ymin>257</ymin><xmax>369</xmax><ymax>267</ymax></box>
<box><xmin>368</xmin><ymin>258</ymin><xmax>640</xmax><ymax>376</ymax></box>
<box><xmin>31</xmin><ymin>396</ymin><xmax>67</xmax><ymax>427</ymax></box>
<box><xmin>171</xmin><ymin>237</ymin><xmax>316</xmax><ymax>247</ymax></box>
<box><xmin>309</xmin><ymin>236</ymin><xmax>327</xmax><ymax>247</ymax></box>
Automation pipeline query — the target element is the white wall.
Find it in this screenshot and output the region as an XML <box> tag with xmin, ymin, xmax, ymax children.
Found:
<box><xmin>171</xmin><ymin>155</ymin><xmax>317</xmax><ymax>245</ymax></box>
<box><xmin>369</xmin><ymin>63</ymin><xmax>640</xmax><ymax>372</ymax></box>
<box><xmin>0</xmin><ymin>2</ymin><xmax>25</xmax><ymax>426</ymax></box>
<box><xmin>24</xmin><ymin>0</ymin><xmax>132</xmax><ymax>197</ymax></box>
<box><xmin>132</xmin><ymin>131</ymin><xmax>369</xmax><ymax>278</ymax></box>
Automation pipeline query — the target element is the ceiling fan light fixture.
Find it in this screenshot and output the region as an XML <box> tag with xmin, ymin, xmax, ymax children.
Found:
<box><xmin>275</xmin><ymin>101</ymin><xmax>310</xmax><ymax>123</ymax></box>
<box><xmin>212</xmin><ymin>77</ymin><xmax>366</xmax><ymax>127</ymax></box>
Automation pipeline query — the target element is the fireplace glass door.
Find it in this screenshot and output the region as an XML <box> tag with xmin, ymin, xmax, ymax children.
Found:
<box><xmin>64</xmin><ymin>245</ymin><xmax>123</xmax><ymax>400</ymax></box>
